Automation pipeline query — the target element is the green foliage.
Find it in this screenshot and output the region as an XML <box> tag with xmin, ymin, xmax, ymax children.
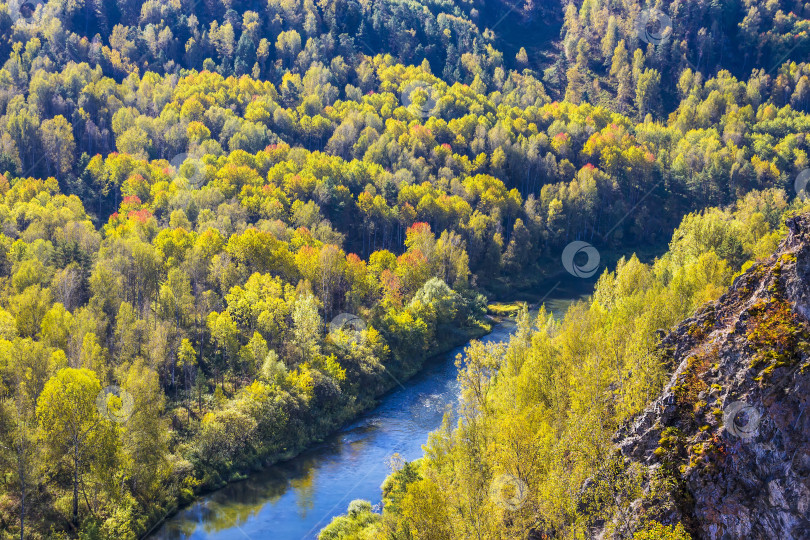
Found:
<box><xmin>0</xmin><ymin>0</ymin><xmax>808</xmax><ymax>537</ymax></box>
<box><xmin>0</xmin><ymin>168</ymin><xmax>482</xmax><ymax>536</ymax></box>
<box><xmin>559</xmin><ymin>0</ymin><xmax>810</xmax><ymax>115</ymax></box>
<box><xmin>579</xmin><ymin>456</ymin><xmax>645</xmax><ymax>537</ymax></box>
<box><xmin>318</xmin><ymin>500</ymin><xmax>382</xmax><ymax>540</ymax></box>
<box><xmin>747</xmin><ymin>297</ymin><xmax>809</xmax><ymax>376</ymax></box>
<box><xmin>339</xmin><ymin>193</ymin><xmax>801</xmax><ymax>538</ymax></box>
<box><xmin>632</xmin><ymin>521</ymin><xmax>692</xmax><ymax>540</ymax></box>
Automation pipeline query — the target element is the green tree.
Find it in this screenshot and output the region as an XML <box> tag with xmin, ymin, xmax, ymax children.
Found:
<box><xmin>291</xmin><ymin>291</ymin><xmax>321</xmax><ymax>364</ymax></box>
<box><xmin>0</xmin><ymin>389</ymin><xmax>39</xmax><ymax>540</ymax></box>
<box><xmin>635</xmin><ymin>68</ymin><xmax>662</xmax><ymax>117</ymax></box>
<box><xmin>40</xmin><ymin>115</ymin><xmax>76</xmax><ymax>176</ymax></box>
<box><xmin>122</xmin><ymin>364</ymin><xmax>169</xmax><ymax>499</ymax></box>
<box><xmin>36</xmin><ymin>368</ymin><xmax>117</xmax><ymax>528</ymax></box>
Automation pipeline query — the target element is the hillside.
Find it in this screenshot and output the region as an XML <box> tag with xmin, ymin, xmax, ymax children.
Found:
<box><xmin>0</xmin><ymin>0</ymin><xmax>807</xmax><ymax>538</ymax></box>
<box><xmin>601</xmin><ymin>213</ymin><xmax>810</xmax><ymax>538</ymax></box>
<box><xmin>318</xmin><ymin>193</ymin><xmax>810</xmax><ymax>539</ymax></box>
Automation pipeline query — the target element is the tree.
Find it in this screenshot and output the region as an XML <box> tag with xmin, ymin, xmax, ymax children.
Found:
<box><xmin>516</xmin><ymin>47</ymin><xmax>529</xmax><ymax>68</ymax></box>
<box><xmin>239</xmin><ymin>332</ymin><xmax>268</xmax><ymax>379</ymax></box>
<box><xmin>207</xmin><ymin>311</ymin><xmax>239</xmax><ymax>379</ymax></box>
<box><xmin>40</xmin><ymin>116</ymin><xmax>76</xmax><ymax>176</ymax></box>
<box><xmin>122</xmin><ymin>364</ymin><xmax>168</xmax><ymax>499</ymax></box>
<box><xmin>209</xmin><ymin>22</ymin><xmax>236</xmax><ymax>64</ymax></box>
<box><xmin>291</xmin><ymin>290</ymin><xmax>321</xmax><ymax>365</ymax></box>
<box><xmin>178</xmin><ymin>338</ymin><xmax>197</xmax><ymax>391</ymax></box>
<box><xmin>0</xmin><ymin>389</ymin><xmax>39</xmax><ymax>540</ymax></box>
<box><xmin>435</xmin><ymin>230</ymin><xmax>470</xmax><ymax>289</ymax></box>
<box><xmin>36</xmin><ymin>368</ymin><xmax>117</xmax><ymax>528</ymax></box>
<box><xmin>565</xmin><ymin>38</ymin><xmax>590</xmax><ymax>104</ymax></box>
<box><xmin>635</xmin><ymin>68</ymin><xmax>662</xmax><ymax>117</ymax></box>
<box><xmin>276</xmin><ymin>30</ymin><xmax>302</xmax><ymax>67</ymax></box>
<box><xmin>601</xmin><ymin>16</ymin><xmax>618</xmax><ymax>62</ymax></box>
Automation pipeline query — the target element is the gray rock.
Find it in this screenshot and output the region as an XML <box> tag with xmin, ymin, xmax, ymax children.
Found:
<box><xmin>598</xmin><ymin>214</ymin><xmax>810</xmax><ymax>539</ymax></box>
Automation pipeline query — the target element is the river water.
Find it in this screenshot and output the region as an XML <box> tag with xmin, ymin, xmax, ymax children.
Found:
<box><xmin>153</xmin><ymin>277</ymin><xmax>593</xmax><ymax>540</ymax></box>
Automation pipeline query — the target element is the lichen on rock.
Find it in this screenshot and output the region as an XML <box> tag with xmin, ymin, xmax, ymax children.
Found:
<box><xmin>600</xmin><ymin>214</ymin><xmax>810</xmax><ymax>539</ymax></box>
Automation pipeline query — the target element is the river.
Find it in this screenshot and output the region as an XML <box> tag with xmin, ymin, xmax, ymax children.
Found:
<box><xmin>153</xmin><ymin>277</ymin><xmax>593</xmax><ymax>540</ymax></box>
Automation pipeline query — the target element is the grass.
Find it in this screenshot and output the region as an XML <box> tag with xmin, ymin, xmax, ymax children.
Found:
<box><xmin>747</xmin><ymin>297</ymin><xmax>808</xmax><ymax>379</ymax></box>
<box><xmin>487</xmin><ymin>301</ymin><xmax>524</xmax><ymax>318</ymax></box>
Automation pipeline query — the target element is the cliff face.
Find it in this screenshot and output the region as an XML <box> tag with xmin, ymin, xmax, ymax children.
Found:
<box><xmin>608</xmin><ymin>215</ymin><xmax>810</xmax><ymax>539</ymax></box>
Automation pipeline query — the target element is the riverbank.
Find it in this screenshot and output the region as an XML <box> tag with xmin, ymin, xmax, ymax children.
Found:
<box><xmin>144</xmin><ymin>318</ymin><xmax>491</xmax><ymax>538</ymax></box>
<box><xmin>144</xmin><ymin>251</ymin><xmax>649</xmax><ymax>538</ymax></box>
<box><xmin>152</xmin><ymin>280</ymin><xmax>591</xmax><ymax>539</ymax></box>
<box><xmin>153</xmin><ymin>318</ymin><xmax>516</xmax><ymax>539</ymax></box>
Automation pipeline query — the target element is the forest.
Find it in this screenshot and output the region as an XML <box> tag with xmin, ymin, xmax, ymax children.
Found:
<box><xmin>321</xmin><ymin>188</ymin><xmax>808</xmax><ymax>538</ymax></box>
<box><xmin>0</xmin><ymin>0</ymin><xmax>806</xmax><ymax>538</ymax></box>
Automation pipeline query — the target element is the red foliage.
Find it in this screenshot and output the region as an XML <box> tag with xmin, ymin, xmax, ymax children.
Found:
<box><xmin>127</xmin><ymin>209</ymin><xmax>152</xmax><ymax>223</ymax></box>
<box><xmin>122</xmin><ymin>195</ymin><xmax>142</xmax><ymax>206</ymax></box>
<box><xmin>406</xmin><ymin>222</ymin><xmax>432</xmax><ymax>236</ymax></box>
<box><xmin>397</xmin><ymin>248</ymin><xmax>428</xmax><ymax>268</ymax></box>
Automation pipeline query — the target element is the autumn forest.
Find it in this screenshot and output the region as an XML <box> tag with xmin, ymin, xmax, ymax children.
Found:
<box><xmin>0</xmin><ymin>0</ymin><xmax>808</xmax><ymax>539</ymax></box>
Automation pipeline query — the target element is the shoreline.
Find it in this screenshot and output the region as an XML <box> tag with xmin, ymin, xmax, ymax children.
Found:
<box><xmin>143</xmin><ymin>320</ymin><xmax>493</xmax><ymax>539</ymax></box>
<box><xmin>145</xmin><ymin>281</ymin><xmax>593</xmax><ymax>539</ymax></box>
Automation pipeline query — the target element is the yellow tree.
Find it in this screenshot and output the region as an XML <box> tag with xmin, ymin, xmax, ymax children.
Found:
<box><xmin>36</xmin><ymin>368</ymin><xmax>119</xmax><ymax>528</ymax></box>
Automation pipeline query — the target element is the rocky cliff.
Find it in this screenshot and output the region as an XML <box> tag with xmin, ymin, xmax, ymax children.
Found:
<box><xmin>604</xmin><ymin>214</ymin><xmax>810</xmax><ymax>539</ymax></box>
